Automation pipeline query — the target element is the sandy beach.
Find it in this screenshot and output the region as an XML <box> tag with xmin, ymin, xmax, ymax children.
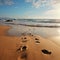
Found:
<box><xmin>0</xmin><ymin>25</ymin><xmax>60</xmax><ymax>60</ymax></box>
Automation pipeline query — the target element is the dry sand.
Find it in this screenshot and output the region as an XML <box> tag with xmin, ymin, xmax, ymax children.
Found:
<box><xmin>0</xmin><ymin>25</ymin><xmax>60</xmax><ymax>60</ymax></box>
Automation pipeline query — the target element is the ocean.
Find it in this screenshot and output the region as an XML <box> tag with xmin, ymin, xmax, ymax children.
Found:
<box><xmin>0</xmin><ymin>19</ymin><xmax>60</xmax><ymax>38</ymax></box>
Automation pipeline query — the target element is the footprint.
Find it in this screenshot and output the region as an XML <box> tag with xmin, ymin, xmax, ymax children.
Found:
<box><xmin>41</xmin><ymin>49</ymin><xmax>52</xmax><ymax>55</ymax></box>
<box><xmin>35</xmin><ymin>41</ymin><xmax>40</xmax><ymax>43</ymax></box>
<box><xmin>21</xmin><ymin>52</ymin><xmax>27</xmax><ymax>59</ymax></box>
<box><xmin>35</xmin><ymin>38</ymin><xmax>39</xmax><ymax>40</ymax></box>
<box><xmin>24</xmin><ymin>37</ymin><xmax>27</xmax><ymax>39</ymax></box>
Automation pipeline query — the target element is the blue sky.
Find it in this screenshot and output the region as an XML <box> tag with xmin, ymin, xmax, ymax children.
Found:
<box><xmin>0</xmin><ymin>0</ymin><xmax>60</xmax><ymax>19</ymax></box>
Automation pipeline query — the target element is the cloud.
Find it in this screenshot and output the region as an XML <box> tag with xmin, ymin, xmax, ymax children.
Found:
<box><xmin>25</xmin><ymin>0</ymin><xmax>60</xmax><ymax>8</ymax></box>
<box><xmin>43</xmin><ymin>3</ymin><xmax>60</xmax><ymax>19</ymax></box>
<box><xmin>24</xmin><ymin>1</ymin><xmax>60</xmax><ymax>19</ymax></box>
<box><xmin>25</xmin><ymin>0</ymin><xmax>44</xmax><ymax>8</ymax></box>
<box><xmin>25</xmin><ymin>0</ymin><xmax>60</xmax><ymax>18</ymax></box>
<box><xmin>0</xmin><ymin>0</ymin><xmax>14</xmax><ymax>5</ymax></box>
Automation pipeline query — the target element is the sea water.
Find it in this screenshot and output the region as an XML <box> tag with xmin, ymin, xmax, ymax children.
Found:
<box><xmin>0</xmin><ymin>19</ymin><xmax>60</xmax><ymax>38</ymax></box>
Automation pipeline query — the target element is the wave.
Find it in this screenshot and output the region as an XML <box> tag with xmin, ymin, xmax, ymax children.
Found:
<box><xmin>5</xmin><ymin>22</ymin><xmax>60</xmax><ymax>28</ymax></box>
<box><xmin>2</xmin><ymin>19</ymin><xmax>60</xmax><ymax>28</ymax></box>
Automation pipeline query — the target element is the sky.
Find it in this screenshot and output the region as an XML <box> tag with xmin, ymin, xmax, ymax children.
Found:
<box><xmin>0</xmin><ymin>0</ymin><xmax>60</xmax><ymax>19</ymax></box>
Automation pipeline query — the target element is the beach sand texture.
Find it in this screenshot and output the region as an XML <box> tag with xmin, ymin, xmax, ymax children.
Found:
<box><xmin>0</xmin><ymin>25</ymin><xmax>60</xmax><ymax>60</ymax></box>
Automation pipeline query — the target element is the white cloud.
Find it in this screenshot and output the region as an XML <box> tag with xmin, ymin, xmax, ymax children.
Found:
<box><xmin>24</xmin><ymin>3</ymin><xmax>60</xmax><ymax>19</ymax></box>
<box><xmin>25</xmin><ymin>0</ymin><xmax>42</xmax><ymax>8</ymax></box>
<box><xmin>25</xmin><ymin>0</ymin><xmax>60</xmax><ymax>19</ymax></box>
<box><xmin>23</xmin><ymin>0</ymin><xmax>60</xmax><ymax>19</ymax></box>
<box><xmin>43</xmin><ymin>3</ymin><xmax>60</xmax><ymax>19</ymax></box>
<box><xmin>25</xmin><ymin>0</ymin><xmax>60</xmax><ymax>8</ymax></box>
<box><xmin>0</xmin><ymin>0</ymin><xmax>14</xmax><ymax>5</ymax></box>
<box><xmin>32</xmin><ymin>0</ymin><xmax>41</xmax><ymax>8</ymax></box>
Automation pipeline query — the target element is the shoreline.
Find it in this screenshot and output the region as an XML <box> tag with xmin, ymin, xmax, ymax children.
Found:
<box><xmin>6</xmin><ymin>23</ymin><xmax>60</xmax><ymax>28</ymax></box>
<box><xmin>19</xmin><ymin>24</ymin><xmax>60</xmax><ymax>28</ymax></box>
<box><xmin>0</xmin><ymin>25</ymin><xmax>11</xmax><ymax>36</ymax></box>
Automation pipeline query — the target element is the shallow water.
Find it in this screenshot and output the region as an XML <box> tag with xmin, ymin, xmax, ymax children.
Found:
<box><xmin>7</xmin><ymin>25</ymin><xmax>60</xmax><ymax>38</ymax></box>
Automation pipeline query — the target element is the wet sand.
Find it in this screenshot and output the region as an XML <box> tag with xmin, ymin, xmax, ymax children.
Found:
<box><xmin>47</xmin><ymin>36</ymin><xmax>60</xmax><ymax>46</ymax></box>
<box><xmin>0</xmin><ymin>25</ymin><xmax>60</xmax><ymax>60</ymax></box>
